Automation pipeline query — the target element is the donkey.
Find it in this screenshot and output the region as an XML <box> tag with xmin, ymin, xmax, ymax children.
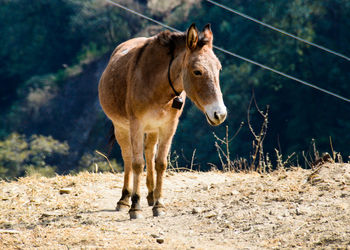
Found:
<box><xmin>98</xmin><ymin>23</ymin><xmax>227</xmax><ymax>219</ymax></box>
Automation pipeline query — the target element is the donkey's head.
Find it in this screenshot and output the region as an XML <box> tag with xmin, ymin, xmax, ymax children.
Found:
<box><xmin>182</xmin><ymin>23</ymin><xmax>227</xmax><ymax>126</ymax></box>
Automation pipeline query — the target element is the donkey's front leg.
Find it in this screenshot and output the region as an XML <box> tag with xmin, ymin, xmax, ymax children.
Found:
<box><xmin>114</xmin><ymin>126</ymin><xmax>133</xmax><ymax>212</ymax></box>
<box><xmin>153</xmin><ymin>125</ymin><xmax>177</xmax><ymax>217</ymax></box>
<box><xmin>129</xmin><ymin>120</ymin><xmax>145</xmax><ymax>219</ymax></box>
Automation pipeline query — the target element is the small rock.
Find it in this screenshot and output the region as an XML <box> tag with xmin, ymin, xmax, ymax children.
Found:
<box><xmin>205</xmin><ymin>211</ymin><xmax>217</xmax><ymax>218</ymax></box>
<box><xmin>150</xmin><ymin>234</ymin><xmax>159</xmax><ymax>238</ymax></box>
<box><xmin>59</xmin><ymin>188</ymin><xmax>72</xmax><ymax>194</ymax></box>
<box><xmin>0</xmin><ymin>229</ymin><xmax>20</xmax><ymax>234</ymax></box>
<box><xmin>222</xmin><ymin>222</ymin><xmax>232</xmax><ymax>229</ymax></box>
<box><xmin>40</xmin><ymin>212</ymin><xmax>61</xmax><ymax>218</ymax></box>
<box><xmin>340</xmin><ymin>193</ymin><xmax>348</xmax><ymax>198</ymax></box>
<box><xmin>156</xmin><ymin>238</ymin><xmax>164</xmax><ymax>244</ymax></box>
<box><xmin>243</xmin><ymin>226</ymin><xmax>251</xmax><ymax>232</ymax></box>
<box><xmin>2</xmin><ymin>223</ymin><xmax>12</xmax><ymax>229</ymax></box>
<box><xmin>192</xmin><ymin>207</ymin><xmax>203</xmax><ymax>214</ymax></box>
<box><xmin>230</xmin><ymin>190</ymin><xmax>240</xmax><ymax>196</ymax></box>
<box><xmin>295</xmin><ymin>208</ymin><xmax>304</xmax><ymax>216</ymax></box>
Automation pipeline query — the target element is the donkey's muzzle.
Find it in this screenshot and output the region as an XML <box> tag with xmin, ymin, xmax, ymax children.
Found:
<box><xmin>205</xmin><ymin>110</ymin><xmax>227</xmax><ymax>126</ymax></box>
<box><xmin>204</xmin><ymin>102</ymin><xmax>227</xmax><ymax>126</ymax></box>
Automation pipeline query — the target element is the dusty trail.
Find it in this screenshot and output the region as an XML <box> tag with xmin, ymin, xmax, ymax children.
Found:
<box><xmin>1</xmin><ymin>164</ymin><xmax>349</xmax><ymax>249</ymax></box>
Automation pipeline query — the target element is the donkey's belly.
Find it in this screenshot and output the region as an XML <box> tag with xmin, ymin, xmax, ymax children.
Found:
<box><xmin>142</xmin><ymin>108</ymin><xmax>179</xmax><ymax>133</ymax></box>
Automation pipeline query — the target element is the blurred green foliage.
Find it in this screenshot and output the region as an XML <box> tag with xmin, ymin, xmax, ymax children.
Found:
<box><xmin>172</xmin><ymin>0</ymin><xmax>350</xmax><ymax>167</ymax></box>
<box><xmin>0</xmin><ymin>0</ymin><xmax>349</xmax><ymax>177</ymax></box>
<box><xmin>0</xmin><ymin>133</ymin><xmax>69</xmax><ymax>179</ymax></box>
<box><xmin>0</xmin><ymin>0</ymin><xmax>138</xmax><ymax>111</ymax></box>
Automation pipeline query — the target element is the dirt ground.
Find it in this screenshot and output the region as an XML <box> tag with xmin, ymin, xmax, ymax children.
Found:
<box><xmin>1</xmin><ymin>163</ymin><xmax>349</xmax><ymax>249</ymax></box>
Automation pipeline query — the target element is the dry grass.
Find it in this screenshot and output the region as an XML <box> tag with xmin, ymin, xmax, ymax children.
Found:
<box><xmin>0</xmin><ymin>164</ymin><xmax>349</xmax><ymax>249</ymax></box>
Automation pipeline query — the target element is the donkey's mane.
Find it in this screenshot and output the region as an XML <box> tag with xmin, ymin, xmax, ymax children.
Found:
<box><xmin>156</xmin><ymin>31</ymin><xmax>186</xmax><ymax>53</ymax></box>
<box><xmin>156</xmin><ymin>30</ymin><xmax>210</xmax><ymax>54</ymax></box>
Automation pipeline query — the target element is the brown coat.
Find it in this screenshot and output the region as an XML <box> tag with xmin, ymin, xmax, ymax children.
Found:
<box><xmin>98</xmin><ymin>23</ymin><xmax>227</xmax><ymax>219</ymax></box>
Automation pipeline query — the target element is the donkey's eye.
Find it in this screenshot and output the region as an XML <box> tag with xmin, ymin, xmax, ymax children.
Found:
<box><xmin>193</xmin><ymin>70</ymin><xmax>202</xmax><ymax>76</ymax></box>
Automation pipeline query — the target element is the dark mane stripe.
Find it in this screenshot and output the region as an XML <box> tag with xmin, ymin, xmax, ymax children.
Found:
<box><xmin>134</xmin><ymin>41</ymin><xmax>149</xmax><ymax>67</ymax></box>
<box><xmin>157</xmin><ymin>30</ymin><xmax>185</xmax><ymax>54</ymax></box>
<box><xmin>156</xmin><ymin>30</ymin><xmax>211</xmax><ymax>53</ymax></box>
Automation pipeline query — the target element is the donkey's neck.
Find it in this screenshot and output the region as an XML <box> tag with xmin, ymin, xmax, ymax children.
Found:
<box><xmin>168</xmin><ymin>49</ymin><xmax>186</xmax><ymax>95</ymax></box>
<box><xmin>129</xmin><ymin>33</ymin><xmax>187</xmax><ymax>113</ymax></box>
<box><xmin>156</xmin><ymin>31</ymin><xmax>187</xmax><ymax>97</ymax></box>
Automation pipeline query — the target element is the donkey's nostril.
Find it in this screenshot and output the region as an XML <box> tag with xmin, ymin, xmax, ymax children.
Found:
<box><xmin>213</xmin><ymin>111</ymin><xmax>227</xmax><ymax>122</ymax></box>
<box><xmin>214</xmin><ymin>112</ymin><xmax>219</xmax><ymax>120</ymax></box>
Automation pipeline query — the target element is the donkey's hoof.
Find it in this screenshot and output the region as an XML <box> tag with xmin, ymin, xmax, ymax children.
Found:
<box><xmin>152</xmin><ymin>207</ymin><xmax>166</xmax><ymax>217</ymax></box>
<box><xmin>116</xmin><ymin>202</ymin><xmax>130</xmax><ymax>212</ymax></box>
<box><xmin>146</xmin><ymin>192</ymin><xmax>154</xmax><ymax>206</ymax></box>
<box><xmin>129</xmin><ymin>209</ymin><xmax>143</xmax><ymax>220</ymax></box>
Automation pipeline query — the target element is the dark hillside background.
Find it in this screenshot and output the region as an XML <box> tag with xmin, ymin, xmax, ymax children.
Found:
<box><xmin>1</xmin><ymin>0</ymin><xmax>349</xmax><ymax>178</ymax></box>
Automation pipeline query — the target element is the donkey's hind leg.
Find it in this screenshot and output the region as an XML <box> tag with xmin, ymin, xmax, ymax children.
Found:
<box><xmin>114</xmin><ymin>125</ymin><xmax>133</xmax><ymax>212</ymax></box>
<box><xmin>144</xmin><ymin>132</ymin><xmax>158</xmax><ymax>206</ymax></box>
<box><xmin>129</xmin><ymin>119</ymin><xmax>145</xmax><ymax>219</ymax></box>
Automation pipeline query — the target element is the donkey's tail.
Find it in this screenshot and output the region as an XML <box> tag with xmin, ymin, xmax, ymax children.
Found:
<box><xmin>107</xmin><ymin>122</ymin><xmax>115</xmax><ymax>156</ymax></box>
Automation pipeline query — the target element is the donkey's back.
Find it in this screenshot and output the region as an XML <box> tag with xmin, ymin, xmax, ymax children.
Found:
<box><xmin>98</xmin><ymin>37</ymin><xmax>148</xmax><ymax>122</ymax></box>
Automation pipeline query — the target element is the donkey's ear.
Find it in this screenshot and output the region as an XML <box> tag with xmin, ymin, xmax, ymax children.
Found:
<box><xmin>202</xmin><ymin>23</ymin><xmax>213</xmax><ymax>46</ymax></box>
<box><xmin>186</xmin><ymin>23</ymin><xmax>198</xmax><ymax>50</ymax></box>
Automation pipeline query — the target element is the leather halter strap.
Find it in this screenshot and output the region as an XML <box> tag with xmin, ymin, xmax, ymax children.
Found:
<box><xmin>167</xmin><ymin>53</ymin><xmax>180</xmax><ymax>96</ymax></box>
<box><xmin>167</xmin><ymin>50</ymin><xmax>183</xmax><ymax>110</ymax></box>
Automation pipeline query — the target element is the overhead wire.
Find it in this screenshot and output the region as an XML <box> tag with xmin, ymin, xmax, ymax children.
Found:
<box><xmin>106</xmin><ymin>0</ymin><xmax>180</xmax><ymax>33</ymax></box>
<box><xmin>212</xmin><ymin>46</ymin><xmax>350</xmax><ymax>103</ymax></box>
<box><xmin>106</xmin><ymin>0</ymin><xmax>350</xmax><ymax>103</ymax></box>
<box><xmin>206</xmin><ymin>0</ymin><xmax>350</xmax><ymax>62</ymax></box>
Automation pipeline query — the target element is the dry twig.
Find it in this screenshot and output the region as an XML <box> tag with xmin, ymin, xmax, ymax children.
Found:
<box><xmin>247</xmin><ymin>92</ymin><xmax>269</xmax><ymax>173</ymax></box>
<box><xmin>95</xmin><ymin>150</ymin><xmax>116</xmax><ymax>174</ymax></box>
